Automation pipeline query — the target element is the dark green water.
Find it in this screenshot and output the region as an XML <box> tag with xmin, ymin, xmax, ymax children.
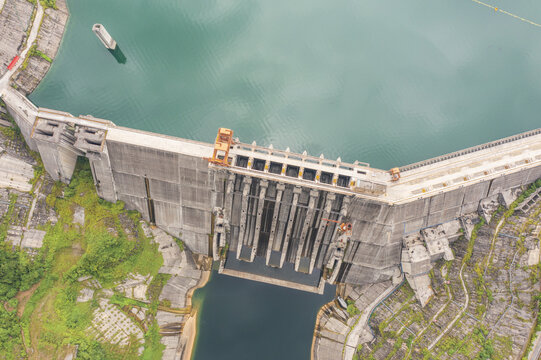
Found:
<box><xmin>191</xmin><ymin>271</ymin><xmax>334</xmax><ymax>360</ymax></box>
<box><xmin>29</xmin><ymin>0</ymin><xmax>541</xmax><ymax>358</ymax></box>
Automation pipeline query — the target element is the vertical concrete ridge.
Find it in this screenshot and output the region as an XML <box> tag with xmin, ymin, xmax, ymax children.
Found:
<box><xmin>295</xmin><ymin>189</ymin><xmax>319</xmax><ymax>271</ymax></box>
<box><xmin>280</xmin><ymin>186</ymin><xmax>301</xmax><ymax>268</ymax></box>
<box><xmin>266</xmin><ymin>183</ymin><xmax>284</xmax><ymax>265</ymax></box>
<box><xmin>236</xmin><ymin>177</ymin><xmax>252</xmax><ymax>259</ymax></box>
<box><xmin>250</xmin><ymin>180</ymin><xmax>268</xmax><ymax>261</ymax></box>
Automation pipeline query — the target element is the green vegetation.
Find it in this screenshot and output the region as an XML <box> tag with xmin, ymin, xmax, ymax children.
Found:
<box><xmin>346</xmin><ymin>299</ymin><xmax>360</xmax><ymax>317</ymax></box>
<box><xmin>348</xmin><ymin>180</ymin><xmax>541</xmax><ymax>360</ymax></box>
<box><xmin>21</xmin><ymin>45</ymin><xmax>52</xmax><ymax>71</ymax></box>
<box><xmin>503</xmin><ymin>179</ymin><xmax>541</xmax><ymax>219</ymax></box>
<box><xmin>0</xmin><ymin>306</ymin><xmax>25</xmax><ymax>359</ymax></box>
<box><xmin>146</xmin><ymin>273</ymin><xmax>170</xmax><ymax>303</ymax></box>
<box><xmin>352</xmin><ymin>344</ymin><xmax>363</xmax><ymax>360</ymax></box>
<box><xmin>473</xmin><ymin>326</ymin><xmax>494</xmax><ymax>360</ymax></box>
<box><xmin>522</xmin><ymin>293</ymin><xmax>541</xmax><ymax>359</ymax></box>
<box><xmin>463</xmin><ymin>217</ymin><xmax>485</xmax><ymax>265</ymax></box>
<box><xmin>0</xmin><ymin>108</ymin><xmax>25</xmax><ymax>143</ymax></box>
<box><xmin>174</xmin><ymin>237</ymin><xmax>185</xmax><ymax>252</ymax></box>
<box><xmin>30</xmin><ymin>46</ymin><xmax>52</xmax><ymax>63</ymax></box>
<box><xmin>110</xmin><ymin>293</ymin><xmax>149</xmax><ymax>309</ymax></box>
<box><xmin>0</xmin><ymin>193</ymin><xmax>43</xmax><ymax>357</ymax></box>
<box><xmin>220</xmin><ymin>242</ymin><xmax>229</xmax><ymax>259</ymax></box>
<box><xmin>40</xmin><ymin>0</ymin><xmax>57</xmax><ymax>9</ymax></box>
<box><xmin>141</xmin><ymin>321</ymin><xmax>164</xmax><ymax>360</ymax></box>
<box><xmin>437</xmin><ymin>336</ymin><xmax>475</xmax><ymax>357</ymax></box>
<box><xmin>0</xmin><ymin>125</ymin><xmax>17</xmax><ymax>140</ymax></box>
<box><xmin>0</xmin><ymin>159</ymin><xmax>165</xmax><ymax>359</ymax></box>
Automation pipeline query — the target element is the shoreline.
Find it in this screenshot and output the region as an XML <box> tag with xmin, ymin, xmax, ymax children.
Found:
<box><xmin>311</xmin><ymin>300</ymin><xmax>335</xmax><ymax>360</ymax></box>
<box><xmin>0</xmin><ymin>0</ymin><xmax>69</xmax><ymax>95</ymax></box>
<box><xmin>180</xmin><ymin>269</ymin><xmax>211</xmax><ymax>360</ymax></box>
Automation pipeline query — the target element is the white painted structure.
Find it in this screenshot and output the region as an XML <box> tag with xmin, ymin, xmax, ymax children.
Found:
<box><xmin>92</xmin><ymin>24</ymin><xmax>117</xmax><ymax>50</ymax></box>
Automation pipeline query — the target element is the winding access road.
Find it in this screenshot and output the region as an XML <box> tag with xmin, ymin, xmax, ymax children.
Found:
<box><xmin>343</xmin><ymin>276</ymin><xmax>404</xmax><ymax>360</ymax></box>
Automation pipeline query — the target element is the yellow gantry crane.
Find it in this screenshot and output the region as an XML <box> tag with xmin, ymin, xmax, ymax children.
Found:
<box><xmin>207</xmin><ymin>128</ymin><xmax>234</xmax><ymax>166</ymax></box>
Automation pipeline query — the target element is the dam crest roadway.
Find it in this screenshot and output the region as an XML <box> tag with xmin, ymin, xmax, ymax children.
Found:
<box><xmin>2</xmin><ymin>86</ymin><xmax>541</xmax><ymax>300</ymax></box>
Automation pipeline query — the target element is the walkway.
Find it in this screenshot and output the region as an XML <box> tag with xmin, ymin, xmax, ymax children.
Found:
<box><xmin>342</xmin><ymin>276</ymin><xmax>404</xmax><ymax>360</ymax></box>
<box><xmin>0</xmin><ymin>0</ymin><xmax>43</xmax><ymax>96</ymax></box>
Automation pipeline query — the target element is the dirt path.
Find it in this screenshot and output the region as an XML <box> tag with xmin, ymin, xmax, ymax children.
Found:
<box><xmin>16</xmin><ymin>282</ymin><xmax>40</xmax><ymax>317</ymax></box>
<box><xmin>15</xmin><ymin>282</ymin><xmax>40</xmax><ymax>358</ymax></box>
<box><xmin>0</xmin><ymin>1</ymin><xmax>44</xmax><ymax>95</ymax></box>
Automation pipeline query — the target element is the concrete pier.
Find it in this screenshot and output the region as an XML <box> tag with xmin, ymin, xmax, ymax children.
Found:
<box><xmin>236</xmin><ymin>177</ymin><xmax>252</xmax><ymax>260</ymax></box>
<box><xmin>3</xmin><ymin>85</ymin><xmax>541</xmax><ymax>291</ymax></box>
<box><xmin>295</xmin><ymin>189</ymin><xmax>318</xmax><ymax>272</ymax></box>
<box><xmin>280</xmin><ymin>187</ymin><xmax>301</xmax><ymax>268</ymax></box>
<box><xmin>266</xmin><ymin>183</ymin><xmax>284</xmax><ymax>265</ymax></box>
<box><xmin>250</xmin><ymin>180</ymin><xmax>268</xmax><ymax>261</ymax></box>
<box><xmin>309</xmin><ymin>193</ymin><xmax>335</xmax><ymax>274</ymax></box>
<box><xmin>92</xmin><ymin>24</ymin><xmax>117</xmax><ymax>50</ymax></box>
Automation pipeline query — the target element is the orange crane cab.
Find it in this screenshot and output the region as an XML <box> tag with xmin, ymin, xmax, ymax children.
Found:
<box><xmin>207</xmin><ymin>128</ymin><xmax>234</xmax><ymax>166</ymax></box>
<box><xmin>390</xmin><ymin>167</ymin><xmax>401</xmax><ymax>181</ymax></box>
<box><xmin>322</xmin><ymin>218</ymin><xmax>353</xmax><ymax>236</ymax></box>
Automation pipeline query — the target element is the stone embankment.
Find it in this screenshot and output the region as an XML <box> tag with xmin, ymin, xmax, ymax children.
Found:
<box><xmin>13</xmin><ymin>0</ymin><xmax>68</xmax><ymax>94</ymax></box>
<box><xmin>0</xmin><ymin>0</ymin><xmax>34</xmax><ymax>77</ymax></box>
<box><xmin>312</xmin><ymin>281</ymin><xmax>395</xmax><ymax>360</ymax></box>
<box><xmin>354</xmin><ymin>187</ymin><xmax>541</xmax><ymax>360</ymax></box>
<box><xmin>142</xmin><ymin>223</ymin><xmax>210</xmax><ymax>360</ymax></box>
<box><xmin>0</xmin><ymin>100</ymin><xmax>50</xmax><ymax>252</ymax></box>
<box><xmin>0</xmin><ymin>0</ymin><xmax>68</xmax><ymax>94</ymax></box>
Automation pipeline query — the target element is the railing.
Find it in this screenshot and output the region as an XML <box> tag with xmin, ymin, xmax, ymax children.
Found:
<box><xmin>229</xmin><ymin>142</ymin><xmax>388</xmax><ymax>196</ymax></box>
<box><xmin>400</xmin><ymin>128</ymin><xmax>541</xmax><ymax>172</ymax></box>
<box><xmin>233</xmin><ymin>142</ymin><xmax>372</xmax><ymax>170</ymax></box>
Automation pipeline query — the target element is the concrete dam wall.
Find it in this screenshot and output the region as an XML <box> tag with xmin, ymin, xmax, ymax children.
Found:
<box><xmin>4</xmin><ymin>87</ymin><xmax>541</xmax><ymax>292</ymax></box>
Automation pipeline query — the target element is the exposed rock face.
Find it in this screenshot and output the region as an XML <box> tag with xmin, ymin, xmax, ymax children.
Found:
<box><xmin>12</xmin><ymin>0</ymin><xmax>69</xmax><ymax>94</ymax></box>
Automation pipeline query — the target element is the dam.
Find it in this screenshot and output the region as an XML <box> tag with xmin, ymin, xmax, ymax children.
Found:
<box><xmin>3</xmin><ymin>85</ymin><xmax>541</xmax><ymax>296</ymax></box>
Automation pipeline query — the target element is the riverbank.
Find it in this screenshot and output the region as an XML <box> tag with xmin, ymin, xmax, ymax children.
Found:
<box><xmin>0</xmin><ymin>0</ymin><xmax>68</xmax><ymax>95</ymax></box>
<box><xmin>0</xmin><ymin>6</ymin><xmax>213</xmax><ymax>357</ymax></box>
<box><xmin>0</xmin><ymin>96</ymin><xmax>213</xmax><ymax>359</ymax></box>
<box><xmin>12</xmin><ymin>0</ymin><xmax>69</xmax><ymax>94</ymax></box>
<box><xmin>146</xmin><ymin>224</ymin><xmax>212</xmax><ymax>360</ymax></box>
<box><xmin>181</xmin><ymin>270</ymin><xmax>211</xmax><ymax>360</ymax></box>
<box><xmin>312</xmin><ymin>281</ymin><xmax>396</xmax><ymax>360</ymax></box>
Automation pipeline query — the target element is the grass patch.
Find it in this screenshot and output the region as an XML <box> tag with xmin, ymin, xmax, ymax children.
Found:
<box><xmin>40</xmin><ymin>0</ymin><xmax>57</xmax><ymax>9</ymax></box>
<box><xmin>110</xmin><ymin>293</ymin><xmax>148</xmax><ymax>309</ymax></box>
<box><xmin>19</xmin><ymin>159</ymin><xmax>164</xmax><ymax>358</ymax></box>
<box><xmin>147</xmin><ymin>273</ymin><xmax>170</xmax><ymax>302</ymax></box>
<box><xmin>141</xmin><ymin>321</ymin><xmax>165</xmax><ymax>360</ymax></box>
<box><xmin>346</xmin><ymin>299</ymin><xmax>360</xmax><ymax>317</ymax></box>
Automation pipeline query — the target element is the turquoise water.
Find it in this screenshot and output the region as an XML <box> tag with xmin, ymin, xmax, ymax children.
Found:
<box><xmin>29</xmin><ymin>0</ymin><xmax>541</xmax><ymax>358</ymax></box>
<box><xmin>31</xmin><ymin>0</ymin><xmax>541</xmax><ymax>170</ymax></box>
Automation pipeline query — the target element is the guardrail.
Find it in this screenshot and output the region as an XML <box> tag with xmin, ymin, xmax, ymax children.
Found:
<box><xmin>400</xmin><ymin>128</ymin><xmax>541</xmax><ymax>173</ymax></box>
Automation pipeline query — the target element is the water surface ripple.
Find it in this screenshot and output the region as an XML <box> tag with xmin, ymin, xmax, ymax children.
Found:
<box><xmin>29</xmin><ymin>1</ymin><xmax>541</xmax><ymax>359</ymax></box>
<box><xmin>31</xmin><ymin>0</ymin><xmax>541</xmax><ymax>170</ymax></box>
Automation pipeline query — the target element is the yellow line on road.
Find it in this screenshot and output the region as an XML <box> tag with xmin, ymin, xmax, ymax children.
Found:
<box><xmin>471</xmin><ymin>0</ymin><xmax>541</xmax><ymax>28</ymax></box>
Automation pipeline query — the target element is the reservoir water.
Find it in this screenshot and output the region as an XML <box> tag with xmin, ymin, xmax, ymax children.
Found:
<box><xmin>29</xmin><ymin>0</ymin><xmax>541</xmax><ymax>358</ymax></box>
<box><xmin>191</xmin><ymin>271</ymin><xmax>334</xmax><ymax>359</ymax></box>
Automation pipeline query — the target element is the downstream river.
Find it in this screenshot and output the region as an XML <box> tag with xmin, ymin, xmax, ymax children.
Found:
<box><xmin>30</xmin><ymin>0</ymin><xmax>541</xmax><ymax>358</ymax></box>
